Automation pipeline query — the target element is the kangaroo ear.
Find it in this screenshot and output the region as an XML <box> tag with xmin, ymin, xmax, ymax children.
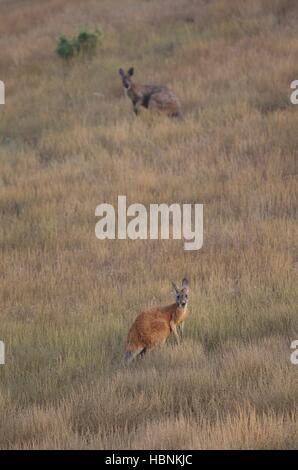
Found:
<box><xmin>119</xmin><ymin>68</ymin><xmax>125</xmax><ymax>77</ymax></box>
<box><xmin>128</xmin><ymin>67</ymin><xmax>134</xmax><ymax>76</ymax></box>
<box><xmin>182</xmin><ymin>278</ymin><xmax>189</xmax><ymax>290</ymax></box>
<box><xmin>171</xmin><ymin>281</ymin><xmax>179</xmax><ymax>293</ymax></box>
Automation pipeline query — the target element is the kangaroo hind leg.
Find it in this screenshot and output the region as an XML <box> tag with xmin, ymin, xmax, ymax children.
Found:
<box><xmin>124</xmin><ymin>346</ymin><xmax>145</xmax><ymax>363</ymax></box>
<box><xmin>139</xmin><ymin>347</ymin><xmax>147</xmax><ymax>357</ymax></box>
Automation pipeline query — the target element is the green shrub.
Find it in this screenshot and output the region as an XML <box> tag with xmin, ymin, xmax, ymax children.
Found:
<box><xmin>55</xmin><ymin>35</ymin><xmax>76</xmax><ymax>61</ymax></box>
<box><xmin>55</xmin><ymin>29</ymin><xmax>102</xmax><ymax>61</ymax></box>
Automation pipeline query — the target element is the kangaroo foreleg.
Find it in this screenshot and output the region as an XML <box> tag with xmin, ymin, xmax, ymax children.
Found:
<box><xmin>133</xmin><ymin>99</ymin><xmax>142</xmax><ymax>115</ymax></box>
<box><xmin>178</xmin><ymin>322</ymin><xmax>184</xmax><ymax>340</ymax></box>
<box><xmin>170</xmin><ymin>320</ymin><xmax>180</xmax><ymax>346</ymax></box>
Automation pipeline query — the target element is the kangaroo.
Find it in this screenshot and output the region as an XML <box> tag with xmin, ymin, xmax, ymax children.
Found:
<box><xmin>118</xmin><ymin>67</ymin><xmax>182</xmax><ymax>118</ymax></box>
<box><xmin>124</xmin><ymin>278</ymin><xmax>189</xmax><ymax>362</ymax></box>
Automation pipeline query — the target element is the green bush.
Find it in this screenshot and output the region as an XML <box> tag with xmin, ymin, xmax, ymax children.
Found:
<box><xmin>56</xmin><ymin>35</ymin><xmax>76</xmax><ymax>60</ymax></box>
<box><xmin>56</xmin><ymin>29</ymin><xmax>102</xmax><ymax>61</ymax></box>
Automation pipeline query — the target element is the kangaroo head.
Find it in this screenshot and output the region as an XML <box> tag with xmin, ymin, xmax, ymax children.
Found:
<box><xmin>172</xmin><ymin>278</ymin><xmax>189</xmax><ymax>308</ymax></box>
<box><xmin>119</xmin><ymin>67</ymin><xmax>134</xmax><ymax>90</ymax></box>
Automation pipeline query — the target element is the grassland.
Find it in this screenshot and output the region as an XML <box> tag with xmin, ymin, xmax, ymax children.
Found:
<box><xmin>0</xmin><ymin>0</ymin><xmax>298</xmax><ymax>449</ymax></box>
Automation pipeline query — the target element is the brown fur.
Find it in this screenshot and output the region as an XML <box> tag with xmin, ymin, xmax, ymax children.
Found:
<box><xmin>119</xmin><ymin>67</ymin><xmax>182</xmax><ymax>118</ymax></box>
<box><xmin>125</xmin><ymin>279</ymin><xmax>189</xmax><ymax>362</ymax></box>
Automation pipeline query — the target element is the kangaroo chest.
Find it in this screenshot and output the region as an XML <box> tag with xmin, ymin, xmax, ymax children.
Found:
<box><xmin>127</xmin><ymin>87</ymin><xmax>140</xmax><ymax>104</ymax></box>
<box><xmin>174</xmin><ymin>307</ymin><xmax>188</xmax><ymax>325</ymax></box>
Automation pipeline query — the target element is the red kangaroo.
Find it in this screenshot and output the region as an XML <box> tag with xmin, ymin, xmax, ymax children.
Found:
<box><xmin>125</xmin><ymin>278</ymin><xmax>189</xmax><ymax>362</ymax></box>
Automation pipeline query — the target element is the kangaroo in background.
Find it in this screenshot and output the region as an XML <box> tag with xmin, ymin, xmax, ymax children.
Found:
<box><xmin>125</xmin><ymin>278</ymin><xmax>189</xmax><ymax>362</ymax></box>
<box><xmin>119</xmin><ymin>67</ymin><xmax>182</xmax><ymax>118</ymax></box>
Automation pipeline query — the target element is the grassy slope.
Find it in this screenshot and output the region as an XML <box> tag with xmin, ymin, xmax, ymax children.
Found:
<box><xmin>0</xmin><ymin>0</ymin><xmax>298</xmax><ymax>449</ymax></box>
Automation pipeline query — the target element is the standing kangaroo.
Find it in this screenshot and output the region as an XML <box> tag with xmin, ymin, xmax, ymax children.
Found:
<box><xmin>118</xmin><ymin>67</ymin><xmax>182</xmax><ymax>118</ymax></box>
<box><xmin>125</xmin><ymin>278</ymin><xmax>189</xmax><ymax>362</ymax></box>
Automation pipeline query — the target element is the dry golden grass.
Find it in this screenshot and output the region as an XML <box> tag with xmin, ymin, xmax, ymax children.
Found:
<box><xmin>0</xmin><ymin>0</ymin><xmax>298</xmax><ymax>449</ymax></box>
